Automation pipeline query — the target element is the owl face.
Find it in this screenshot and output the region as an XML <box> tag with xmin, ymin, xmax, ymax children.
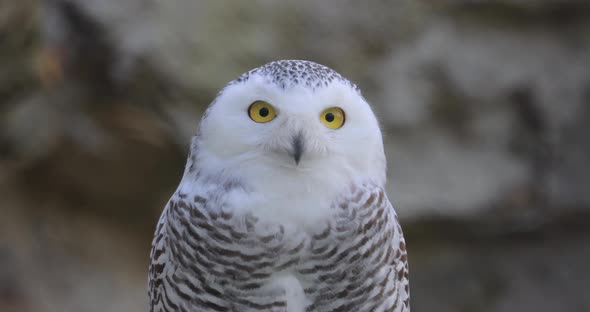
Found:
<box><xmin>195</xmin><ymin>61</ymin><xmax>386</xmax><ymax>185</ymax></box>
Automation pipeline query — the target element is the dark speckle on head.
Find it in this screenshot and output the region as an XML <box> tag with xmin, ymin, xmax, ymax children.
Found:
<box><xmin>232</xmin><ymin>60</ymin><xmax>361</xmax><ymax>93</ymax></box>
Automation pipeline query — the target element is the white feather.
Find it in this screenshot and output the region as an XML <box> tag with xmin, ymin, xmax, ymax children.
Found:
<box><xmin>180</xmin><ymin>74</ymin><xmax>386</xmax><ymax>231</ymax></box>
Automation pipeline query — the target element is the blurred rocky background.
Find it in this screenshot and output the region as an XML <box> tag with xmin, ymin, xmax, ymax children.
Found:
<box><xmin>1</xmin><ymin>0</ymin><xmax>589</xmax><ymax>311</ymax></box>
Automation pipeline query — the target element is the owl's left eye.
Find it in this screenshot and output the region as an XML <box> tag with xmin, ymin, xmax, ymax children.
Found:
<box><xmin>320</xmin><ymin>107</ymin><xmax>345</xmax><ymax>129</ymax></box>
<box><xmin>248</xmin><ymin>101</ymin><xmax>277</xmax><ymax>123</ymax></box>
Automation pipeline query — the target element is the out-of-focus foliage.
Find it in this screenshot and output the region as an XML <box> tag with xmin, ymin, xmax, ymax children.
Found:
<box><xmin>1</xmin><ymin>1</ymin><xmax>589</xmax><ymax>312</ymax></box>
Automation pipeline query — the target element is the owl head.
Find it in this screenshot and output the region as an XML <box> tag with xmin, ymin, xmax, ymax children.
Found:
<box><xmin>189</xmin><ymin>60</ymin><xmax>386</xmax><ymax>189</ymax></box>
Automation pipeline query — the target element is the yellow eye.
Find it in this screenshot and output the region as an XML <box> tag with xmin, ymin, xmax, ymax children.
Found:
<box><xmin>320</xmin><ymin>107</ymin><xmax>345</xmax><ymax>129</ymax></box>
<box><xmin>248</xmin><ymin>101</ymin><xmax>277</xmax><ymax>123</ymax></box>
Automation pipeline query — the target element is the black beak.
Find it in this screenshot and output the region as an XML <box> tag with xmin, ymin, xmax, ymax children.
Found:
<box><xmin>291</xmin><ymin>133</ymin><xmax>304</xmax><ymax>165</ymax></box>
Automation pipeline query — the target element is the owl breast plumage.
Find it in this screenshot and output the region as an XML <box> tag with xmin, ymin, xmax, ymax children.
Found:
<box><xmin>147</xmin><ymin>60</ymin><xmax>410</xmax><ymax>312</ymax></box>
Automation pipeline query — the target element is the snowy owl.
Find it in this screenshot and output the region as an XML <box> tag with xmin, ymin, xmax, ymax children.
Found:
<box><xmin>148</xmin><ymin>60</ymin><xmax>410</xmax><ymax>312</ymax></box>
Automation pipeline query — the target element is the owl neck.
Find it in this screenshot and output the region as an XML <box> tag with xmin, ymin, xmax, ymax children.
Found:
<box><xmin>178</xmin><ymin>158</ymin><xmax>381</xmax><ymax>230</ymax></box>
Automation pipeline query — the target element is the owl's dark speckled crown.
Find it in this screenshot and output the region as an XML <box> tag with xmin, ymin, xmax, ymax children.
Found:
<box><xmin>232</xmin><ymin>60</ymin><xmax>360</xmax><ymax>93</ymax></box>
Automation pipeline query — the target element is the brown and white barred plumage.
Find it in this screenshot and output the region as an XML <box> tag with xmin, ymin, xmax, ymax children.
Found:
<box><xmin>148</xmin><ymin>183</ymin><xmax>409</xmax><ymax>312</ymax></box>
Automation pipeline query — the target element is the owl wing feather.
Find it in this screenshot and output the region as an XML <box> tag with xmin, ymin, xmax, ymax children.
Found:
<box><xmin>304</xmin><ymin>183</ymin><xmax>409</xmax><ymax>312</ymax></box>
<box><xmin>148</xmin><ymin>208</ymin><xmax>171</xmax><ymax>312</ymax></box>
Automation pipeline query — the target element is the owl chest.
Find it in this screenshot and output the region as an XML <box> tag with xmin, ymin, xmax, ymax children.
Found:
<box><xmin>169</xmin><ymin>211</ymin><xmax>359</xmax><ymax>275</ymax></box>
<box><xmin>169</xmin><ymin>209</ymin><xmax>386</xmax><ymax>300</ymax></box>
<box><xmin>163</xmin><ymin>190</ymin><xmax>397</xmax><ymax>309</ymax></box>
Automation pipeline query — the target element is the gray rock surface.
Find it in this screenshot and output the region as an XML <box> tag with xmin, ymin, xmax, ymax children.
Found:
<box><xmin>1</xmin><ymin>1</ymin><xmax>588</xmax><ymax>311</ymax></box>
<box><xmin>379</xmin><ymin>7</ymin><xmax>590</xmax><ymax>220</ymax></box>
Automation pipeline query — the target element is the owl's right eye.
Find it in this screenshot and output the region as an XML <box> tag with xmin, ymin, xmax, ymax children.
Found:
<box><xmin>248</xmin><ymin>101</ymin><xmax>277</xmax><ymax>123</ymax></box>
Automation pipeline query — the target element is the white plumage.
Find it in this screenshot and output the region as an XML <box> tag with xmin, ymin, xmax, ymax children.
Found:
<box><xmin>148</xmin><ymin>60</ymin><xmax>410</xmax><ymax>312</ymax></box>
